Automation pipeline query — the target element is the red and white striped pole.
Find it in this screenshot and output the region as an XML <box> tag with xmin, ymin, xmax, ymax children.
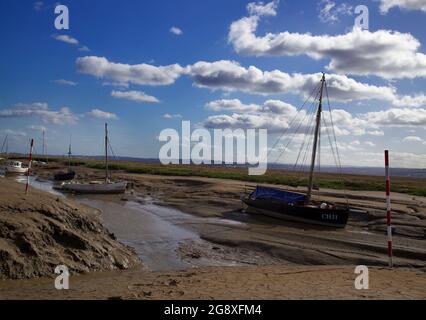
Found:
<box><xmin>385</xmin><ymin>150</ymin><xmax>393</xmax><ymax>268</ymax></box>
<box><xmin>25</xmin><ymin>139</ymin><xmax>34</xmax><ymax>195</ymax></box>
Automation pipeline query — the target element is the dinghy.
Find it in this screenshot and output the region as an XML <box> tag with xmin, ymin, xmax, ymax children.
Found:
<box><xmin>242</xmin><ymin>74</ymin><xmax>349</xmax><ymax>228</ymax></box>
<box><xmin>0</xmin><ymin>160</ymin><xmax>28</xmax><ymax>174</ymax></box>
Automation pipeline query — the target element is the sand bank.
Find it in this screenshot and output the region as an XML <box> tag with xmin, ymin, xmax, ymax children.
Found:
<box><xmin>1</xmin><ymin>265</ymin><xmax>424</xmax><ymax>300</ymax></box>
<box><xmin>0</xmin><ymin>178</ymin><xmax>140</xmax><ymax>279</ymax></box>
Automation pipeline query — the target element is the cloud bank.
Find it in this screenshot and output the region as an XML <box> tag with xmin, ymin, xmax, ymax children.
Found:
<box><xmin>228</xmin><ymin>1</ymin><xmax>426</xmax><ymax>79</ymax></box>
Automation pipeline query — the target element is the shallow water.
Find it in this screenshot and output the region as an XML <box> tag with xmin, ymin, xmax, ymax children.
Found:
<box><xmin>15</xmin><ymin>175</ymin><xmax>63</xmax><ymax>197</ymax></box>
<box><xmin>78</xmin><ymin>197</ymin><xmax>198</xmax><ymax>271</ymax></box>
<box><xmin>16</xmin><ymin>175</ymin><xmax>247</xmax><ymax>271</ymax></box>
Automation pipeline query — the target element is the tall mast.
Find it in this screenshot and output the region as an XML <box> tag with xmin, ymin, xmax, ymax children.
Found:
<box><xmin>306</xmin><ymin>73</ymin><xmax>326</xmax><ymax>203</ymax></box>
<box><xmin>42</xmin><ymin>130</ymin><xmax>45</xmax><ymax>159</ymax></box>
<box><xmin>1</xmin><ymin>135</ymin><xmax>8</xmax><ymax>156</ymax></box>
<box><xmin>68</xmin><ymin>135</ymin><xmax>72</xmax><ymax>171</ymax></box>
<box><xmin>105</xmin><ymin>123</ymin><xmax>109</xmax><ymax>183</ymax></box>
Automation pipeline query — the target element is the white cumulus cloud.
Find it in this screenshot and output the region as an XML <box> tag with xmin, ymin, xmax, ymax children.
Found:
<box><xmin>188</xmin><ymin>60</ymin><xmax>426</xmax><ymax>107</ymax></box>
<box><xmin>379</xmin><ymin>0</ymin><xmax>426</xmax><ymax>13</ymax></box>
<box><xmin>163</xmin><ymin>113</ymin><xmax>182</xmax><ymax>119</ymax></box>
<box><xmin>0</xmin><ymin>103</ymin><xmax>78</xmax><ymax>125</ymax></box>
<box><xmin>228</xmin><ymin>1</ymin><xmax>426</xmax><ymax>79</ymax></box>
<box><xmin>87</xmin><ymin>109</ymin><xmax>118</xmax><ymax>120</ymax></box>
<box><xmin>111</xmin><ymin>90</ymin><xmax>160</xmax><ymax>104</ymax></box>
<box><xmin>318</xmin><ymin>0</ymin><xmax>353</xmax><ymax>23</ymax></box>
<box><xmin>170</xmin><ymin>26</ymin><xmax>183</xmax><ymax>35</ymax></box>
<box><xmin>202</xmin><ymin>96</ymin><xmax>426</xmax><ymax>141</ymax></box>
<box><xmin>54</xmin><ymin>79</ymin><xmax>77</xmax><ymax>86</ymax></box>
<box><xmin>53</xmin><ymin>34</ymin><xmax>79</xmax><ymax>45</ymax></box>
<box><xmin>403</xmin><ymin>136</ymin><xmax>424</xmax><ymax>142</ymax></box>
<box><xmin>76</xmin><ymin>56</ymin><xmax>185</xmax><ymax>86</ymax></box>
<box><xmin>247</xmin><ymin>1</ymin><xmax>279</xmax><ymax>16</ymax></box>
<box><xmin>206</xmin><ymin>99</ymin><xmax>261</xmax><ymax>113</ymax></box>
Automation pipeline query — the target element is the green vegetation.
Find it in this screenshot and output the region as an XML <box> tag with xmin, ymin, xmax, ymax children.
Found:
<box><xmin>18</xmin><ymin>156</ymin><xmax>426</xmax><ymax>197</ymax></box>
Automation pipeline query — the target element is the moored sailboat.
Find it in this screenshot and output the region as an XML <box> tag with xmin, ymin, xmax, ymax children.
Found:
<box><xmin>60</xmin><ymin>180</ymin><xmax>127</xmax><ymax>194</ymax></box>
<box><xmin>242</xmin><ymin>74</ymin><xmax>350</xmax><ymax>228</ymax></box>
<box><xmin>54</xmin><ymin>136</ymin><xmax>75</xmax><ymax>181</ymax></box>
<box><xmin>58</xmin><ymin>124</ymin><xmax>127</xmax><ymax>194</ymax></box>
<box><xmin>0</xmin><ymin>135</ymin><xmax>29</xmax><ymax>175</ymax></box>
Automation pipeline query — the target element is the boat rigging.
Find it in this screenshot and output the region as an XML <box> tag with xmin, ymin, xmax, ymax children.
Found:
<box><xmin>242</xmin><ymin>73</ymin><xmax>350</xmax><ymax>228</ymax></box>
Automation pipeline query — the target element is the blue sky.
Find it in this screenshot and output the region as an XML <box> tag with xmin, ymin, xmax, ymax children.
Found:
<box><xmin>0</xmin><ymin>0</ymin><xmax>425</xmax><ymax>168</ymax></box>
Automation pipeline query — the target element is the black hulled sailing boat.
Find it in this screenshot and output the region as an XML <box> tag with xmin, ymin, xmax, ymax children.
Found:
<box><xmin>242</xmin><ymin>74</ymin><xmax>349</xmax><ymax>228</ymax></box>
<box><xmin>54</xmin><ymin>136</ymin><xmax>76</xmax><ymax>181</ymax></box>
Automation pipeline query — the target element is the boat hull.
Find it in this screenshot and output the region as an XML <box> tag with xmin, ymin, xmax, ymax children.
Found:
<box><xmin>54</xmin><ymin>171</ymin><xmax>76</xmax><ymax>181</ymax></box>
<box><xmin>2</xmin><ymin>167</ymin><xmax>28</xmax><ymax>174</ymax></box>
<box><xmin>242</xmin><ymin>197</ymin><xmax>349</xmax><ymax>228</ymax></box>
<box><xmin>59</xmin><ymin>181</ymin><xmax>127</xmax><ymax>194</ymax></box>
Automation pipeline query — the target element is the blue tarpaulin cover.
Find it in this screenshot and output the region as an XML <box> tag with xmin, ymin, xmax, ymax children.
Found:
<box><xmin>251</xmin><ymin>186</ymin><xmax>306</xmax><ymax>203</ymax></box>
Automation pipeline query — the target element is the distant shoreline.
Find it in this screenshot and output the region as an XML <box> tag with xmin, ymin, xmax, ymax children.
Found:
<box><xmin>11</xmin><ymin>155</ymin><xmax>423</xmax><ymax>197</ymax></box>
<box><xmin>2</xmin><ymin>153</ymin><xmax>426</xmax><ymax>178</ymax></box>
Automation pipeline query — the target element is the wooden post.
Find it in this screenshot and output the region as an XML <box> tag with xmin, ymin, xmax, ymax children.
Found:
<box><xmin>385</xmin><ymin>150</ymin><xmax>393</xmax><ymax>268</ymax></box>
<box><xmin>25</xmin><ymin>139</ymin><xmax>34</xmax><ymax>195</ymax></box>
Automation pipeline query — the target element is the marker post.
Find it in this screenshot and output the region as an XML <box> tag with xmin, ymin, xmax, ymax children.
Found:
<box><xmin>385</xmin><ymin>150</ymin><xmax>393</xmax><ymax>268</ymax></box>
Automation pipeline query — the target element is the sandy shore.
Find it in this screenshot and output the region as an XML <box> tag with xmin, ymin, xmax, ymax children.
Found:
<box><xmin>1</xmin><ymin>265</ymin><xmax>425</xmax><ymax>300</ymax></box>
<box><xmin>1</xmin><ymin>165</ymin><xmax>425</xmax><ymax>299</ymax></box>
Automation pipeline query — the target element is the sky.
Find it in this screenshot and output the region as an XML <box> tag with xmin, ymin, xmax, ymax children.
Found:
<box><xmin>0</xmin><ymin>0</ymin><xmax>425</xmax><ymax>168</ymax></box>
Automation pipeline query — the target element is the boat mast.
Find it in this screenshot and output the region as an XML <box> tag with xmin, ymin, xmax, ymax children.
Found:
<box><xmin>306</xmin><ymin>73</ymin><xmax>326</xmax><ymax>203</ymax></box>
<box><xmin>105</xmin><ymin>123</ymin><xmax>109</xmax><ymax>183</ymax></box>
<box><xmin>42</xmin><ymin>130</ymin><xmax>46</xmax><ymax>162</ymax></box>
<box><xmin>68</xmin><ymin>135</ymin><xmax>72</xmax><ymax>171</ymax></box>
<box><xmin>1</xmin><ymin>135</ymin><xmax>8</xmax><ymax>157</ymax></box>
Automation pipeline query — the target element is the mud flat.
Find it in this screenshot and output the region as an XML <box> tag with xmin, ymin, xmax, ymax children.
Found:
<box><xmin>13</xmin><ymin>176</ymin><xmax>289</xmax><ymax>271</ymax></box>
<box><xmin>111</xmin><ymin>171</ymin><xmax>426</xmax><ymax>268</ymax></box>
<box><xmin>0</xmin><ymin>178</ymin><xmax>139</xmax><ymax>279</ymax></box>
<box><xmin>33</xmin><ymin>166</ymin><xmax>426</xmax><ymax>268</ymax></box>
<box><xmin>1</xmin><ymin>166</ymin><xmax>425</xmax><ymax>300</ymax></box>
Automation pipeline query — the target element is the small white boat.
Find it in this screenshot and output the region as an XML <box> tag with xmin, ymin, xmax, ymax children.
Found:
<box><xmin>56</xmin><ymin>123</ymin><xmax>127</xmax><ymax>194</ymax></box>
<box><xmin>0</xmin><ymin>160</ymin><xmax>28</xmax><ymax>174</ymax></box>
<box><xmin>33</xmin><ymin>160</ymin><xmax>47</xmax><ymax>166</ymax></box>
<box><xmin>59</xmin><ymin>180</ymin><xmax>127</xmax><ymax>194</ymax></box>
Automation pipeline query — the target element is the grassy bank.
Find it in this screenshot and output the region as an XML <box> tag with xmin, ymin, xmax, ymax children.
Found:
<box><xmin>28</xmin><ymin>156</ymin><xmax>426</xmax><ymax>197</ymax></box>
